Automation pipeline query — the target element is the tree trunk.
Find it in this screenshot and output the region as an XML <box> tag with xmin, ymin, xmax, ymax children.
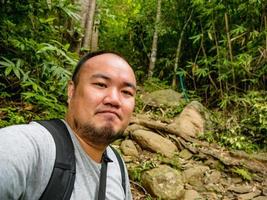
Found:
<box><xmin>148</xmin><ymin>0</ymin><xmax>161</xmax><ymax>78</ymax></box>
<box><xmin>91</xmin><ymin>6</ymin><xmax>99</xmax><ymax>51</ymax></box>
<box><xmin>82</xmin><ymin>0</ymin><xmax>96</xmax><ymax>50</ymax></box>
<box><xmin>172</xmin><ymin>10</ymin><xmax>193</xmax><ymax>89</ymax></box>
<box><xmin>71</xmin><ymin>0</ymin><xmax>91</xmax><ymax>53</ymax></box>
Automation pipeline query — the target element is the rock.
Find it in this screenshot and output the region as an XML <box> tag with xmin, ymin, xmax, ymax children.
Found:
<box><xmin>141</xmin><ymin>89</ymin><xmax>183</xmax><ymax>108</ymax></box>
<box><xmin>204</xmin><ymin>159</ymin><xmax>222</xmax><ymax>169</ymax></box>
<box><xmin>201</xmin><ymin>192</ymin><xmax>219</xmax><ymax>200</ymax></box>
<box><xmin>124</xmin><ymin>124</ymin><xmax>147</xmax><ymax>136</ymax></box>
<box><xmin>122</xmin><ymin>155</ymin><xmax>134</xmax><ymax>163</ymax></box>
<box><xmin>263</xmin><ymin>180</ymin><xmax>267</xmax><ymax>195</ymax></box>
<box><xmin>183</xmin><ymin>165</ymin><xmax>210</xmax><ymax>188</ymax></box>
<box><xmin>228</xmin><ymin>185</ymin><xmax>252</xmax><ymax>194</ymax></box>
<box><xmin>141</xmin><ymin>165</ymin><xmax>184</xmax><ymax>199</ymax></box>
<box><xmin>168</xmin><ymin>101</ymin><xmax>205</xmax><ymax>138</ymax></box>
<box><xmin>237</xmin><ymin>189</ymin><xmax>261</xmax><ymax>200</ymax></box>
<box><xmin>182</xmin><ymin>189</ymin><xmax>202</xmax><ymax>200</ymax></box>
<box><xmin>186</xmin><ymin>101</ymin><xmax>205</xmax><ymax>113</ymax></box>
<box><xmin>231</xmin><ymin>177</ymin><xmax>243</xmax><ymax>184</ymax></box>
<box><xmin>253</xmin><ymin>196</ymin><xmax>267</xmax><ymax>200</ymax></box>
<box><xmin>120</xmin><ymin>139</ymin><xmax>139</xmax><ymax>157</ymax></box>
<box><xmin>132</xmin><ymin>130</ymin><xmax>178</xmax><ymax>158</ymax></box>
<box><xmin>251</xmin><ymin>152</ymin><xmax>267</xmax><ymax>162</ymax></box>
<box><xmin>112</xmin><ymin>139</ymin><xmax>123</xmax><ymax>146</ymax></box>
<box><xmin>204</xmin><ymin>170</ymin><xmax>221</xmax><ymax>184</ymax></box>
<box><xmin>179</xmin><ymin>149</ymin><xmax>193</xmax><ymax>160</ymax></box>
<box><xmin>205</xmin><ymin>183</ymin><xmax>225</xmax><ymax>193</ymax></box>
<box><xmin>222</xmin><ymin>196</ymin><xmax>232</xmax><ymax>200</ymax></box>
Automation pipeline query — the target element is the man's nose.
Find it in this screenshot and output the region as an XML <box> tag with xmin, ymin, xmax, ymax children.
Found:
<box><xmin>103</xmin><ymin>88</ymin><xmax>121</xmax><ymax>108</ymax></box>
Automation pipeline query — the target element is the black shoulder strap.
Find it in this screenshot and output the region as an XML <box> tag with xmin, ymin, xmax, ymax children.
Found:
<box><xmin>36</xmin><ymin>119</ymin><xmax>126</xmax><ymax>199</ymax></box>
<box><xmin>110</xmin><ymin>146</ymin><xmax>126</xmax><ymax>194</ymax></box>
<box><xmin>36</xmin><ymin>119</ymin><xmax>76</xmax><ymax>200</ymax></box>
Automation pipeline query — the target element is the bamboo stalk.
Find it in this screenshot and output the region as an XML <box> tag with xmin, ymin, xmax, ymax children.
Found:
<box><xmin>172</xmin><ymin>10</ymin><xmax>193</xmax><ymax>88</ymax></box>
<box><xmin>224</xmin><ymin>12</ymin><xmax>236</xmax><ymax>94</ymax></box>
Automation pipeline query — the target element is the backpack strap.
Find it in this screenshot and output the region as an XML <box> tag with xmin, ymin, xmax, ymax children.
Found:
<box><xmin>36</xmin><ymin>119</ymin><xmax>126</xmax><ymax>199</ymax></box>
<box><xmin>110</xmin><ymin>146</ymin><xmax>126</xmax><ymax>194</ymax></box>
<box><xmin>36</xmin><ymin>119</ymin><xmax>76</xmax><ymax>200</ymax></box>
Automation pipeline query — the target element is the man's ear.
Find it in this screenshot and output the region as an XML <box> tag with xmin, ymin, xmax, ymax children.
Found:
<box><xmin>67</xmin><ymin>80</ymin><xmax>75</xmax><ymax>104</ymax></box>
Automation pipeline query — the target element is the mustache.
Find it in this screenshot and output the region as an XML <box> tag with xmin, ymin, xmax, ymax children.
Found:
<box><xmin>95</xmin><ymin>109</ymin><xmax>122</xmax><ymax>120</ymax></box>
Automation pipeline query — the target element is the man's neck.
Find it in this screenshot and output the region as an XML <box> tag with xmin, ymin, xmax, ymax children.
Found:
<box><xmin>74</xmin><ymin>133</ymin><xmax>106</xmax><ymax>163</ymax></box>
<box><xmin>65</xmin><ymin>117</ymin><xmax>107</xmax><ymax>163</ymax></box>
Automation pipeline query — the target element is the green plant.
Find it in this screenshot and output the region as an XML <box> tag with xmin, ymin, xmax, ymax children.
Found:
<box><xmin>219</xmin><ymin>134</ymin><xmax>258</xmax><ymax>153</ymax></box>
<box><xmin>143</xmin><ymin>77</ymin><xmax>170</xmax><ymax>93</ymax></box>
<box><xmin>159</xmin><ymin>154</ymin><xmax>180</xmax><ymax>169</ymax></box>
<box><xmin>0</xmin><ymin>107</ymin><xmax>26</xmax><ymax>127</ymax></box>
<box><xmin>0</xmin><ymin>0</ymin><xmax>79</xmax><ymax>126</ymax></box>
<box><xmin>134</xmin><ymin>94</ymin><xmax>145</xmax><ymax>113</ymax></box>
<box><xmin>129</xmin><ymin>161</ymin><xmax>157</xmax><ymax>182</ymax></box>
<box><xmin>231</xmin><ymin>167</ymin><xmax>252</xmax><ymax>181</ymax></box>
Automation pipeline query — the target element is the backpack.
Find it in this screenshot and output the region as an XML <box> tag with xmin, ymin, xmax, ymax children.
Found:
<box><xmin>36</xmin><ymin>119</ymin><xmax>126</xmax><ymax>200</ymax></box>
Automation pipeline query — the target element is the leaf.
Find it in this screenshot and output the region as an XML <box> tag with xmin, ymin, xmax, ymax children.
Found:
<box><xmin>13</xmin><ymin>68</ymin><xmax>20</xmax><ymax>79</ymax></box>
<box><xmin>46</xmin><ymin>0</ymin><xmax>52</xmax><ymax>9</ymax></box>
<box><xmin>0</xmin><ymin>57</ymin><xmax>15</xmax><ymax>67</ymax></box>
<box><xmin>208</xmin><ymin>31</ymin><xmax>213</xmax><ymax>41</ymax></box>
<box><xmin>39</xmin><ymin>17</ymin><xmax>56</xmax><ymax>23</ymax></box>
<box><xmin>0</xmin><ymin>61</ymin><xmax>12</xmax><ymax>67</ymax></box>
<box><xmin>5</xmin><ymin>66</ymin><xmax>13</xmax><ymax>76</ymax></box>
<box><xmin>189</xmin><ymin>34</ymin><xmax>202</xmax><ymax>44</ymax></box>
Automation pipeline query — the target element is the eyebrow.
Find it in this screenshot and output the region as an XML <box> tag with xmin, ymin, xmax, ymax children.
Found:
<box><xmin>91</xmin><ymin>73</ymin><xmax>136</xmax><ymax>91</ymax></box>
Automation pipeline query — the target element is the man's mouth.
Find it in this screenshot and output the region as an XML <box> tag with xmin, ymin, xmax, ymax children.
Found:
<box><xmin>96</xmin><ymin>110</ymin><xmax>121</xmax><ymax>120</ymax></box>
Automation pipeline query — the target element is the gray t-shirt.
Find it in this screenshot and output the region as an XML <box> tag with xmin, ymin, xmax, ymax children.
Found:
<box><xmin>0</xmin><ymin>121</ymin><xmax>132</xmax><ymax>200</ymax></box>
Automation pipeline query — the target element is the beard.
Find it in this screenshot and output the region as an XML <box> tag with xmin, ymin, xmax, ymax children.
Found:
<box><xmin>73</xmin><ymin>118</ymin><xmax>124</xmax><ymax>146</ymax></box>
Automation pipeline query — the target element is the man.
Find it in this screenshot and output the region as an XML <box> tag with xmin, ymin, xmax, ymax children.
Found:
<box><xmin>0</xmin><ymin>51</ymin><xmax>136</xmax><ymax>199</ymax></box>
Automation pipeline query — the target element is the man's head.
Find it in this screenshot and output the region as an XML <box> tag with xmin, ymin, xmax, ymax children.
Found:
<box><xmin>66</xmin><ymin>51</ymin><xmax>136</xmax><ymax>146</ymax></box>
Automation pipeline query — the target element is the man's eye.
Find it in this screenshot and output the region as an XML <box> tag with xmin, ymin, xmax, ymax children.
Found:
<box><xmin>94</xmin><ymin>83</ymin><xmax>107</xmax><ymax>88</ymax></box>
<box><xmin>122</xmin><ymin>90</ymin><xmax>133</xmax><ymax>96</ymax></box>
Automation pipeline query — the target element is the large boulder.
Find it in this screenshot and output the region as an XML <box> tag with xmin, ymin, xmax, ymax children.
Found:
<box><xmin>182</xmin><ymin>190</ymin><xmax>202</xmax><ymax>200</ymax></box>
<box><xmin>168</xmin><ymin>101</ymin><xmax>205</xmax><ymax>138</ymax></box>
<box><xmin>182</xmin><ymin>165</ymin><xmax>210</xmax><ymax>187</ymax></box>
<box><xmin>132</xmin><ymin>130</ymin><xmax>178</xmax><ymax>158</ymax></box>
<box><xmin>141</xmin><ymin>165</ymin><xmax>184</xmax><ymax>199</ymax></box>
<box><xmin>141</xmin><ymin>89</ymin><xmax>183</xmax><ymax>108</ymax></box>
<box><xmin>120</xmin><ymin>139</ymin><xmax>139</xmax><ymax>157</ymax></box>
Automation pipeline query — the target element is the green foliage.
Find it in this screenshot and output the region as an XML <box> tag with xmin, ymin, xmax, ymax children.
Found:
<box><xmin>129</xmin><ymin>161</ymin><xmax>157</xmax><ymax>182</ymax></box>
<box><xmin>134</xmin><ymin>94</ymin><xmax>145</xmax><ymax>114</ymax></box>
<box><xmin>219</xmin><ymin>134</ymin><xmax>258</xmax><ymax>153</ymax></box>
<box><xmin>0</xmin><ymin>107</ymin><xmax>26</xmax><ymax>127</ymax></box>
<box><xmin>240</xmin><ymin>91</ymin><xmax>267</xmax><ymax>141</ymax></box>
<box><xmin>135</xmin><ymin>77</ymin><xmax>177</xmax><ymax>117</ymax></box>
<box><xmin>0</xmin><ymin>0</ymin><xmax>266</xmax><ymax>152</ymax></box>
<box><xmin>143</xmin><ymin>77</ymin><xmax>170</xmax><ymax>93</ymax></box>
<box><xmin>231</xmin><ymin>167</ymin><xmax>252</xmax><ymax>181</ymax></box>
<box><xmin>200</xmin><ymin>90</ymin><xmax>267</xmax><ymax>152</ymax></box>
<box><xmin>159</xmin><ymin>155</ymin><xmax>180</xmax><ymax>170</ymax></box>
<box><xmin>0</xmin><ymin>0</ymin><xmax>80</xmax><ymax>123</ymax></box>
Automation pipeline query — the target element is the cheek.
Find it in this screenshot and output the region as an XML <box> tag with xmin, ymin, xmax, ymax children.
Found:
<box><xmin>83</xmin><ymin>88</ymin><xmax>103</xmax><ymax>105</ymax></box>
<box><xmin>123</xmin><ymin>100</ymin><xmax>135</xmax><ymax>117</ymax></box>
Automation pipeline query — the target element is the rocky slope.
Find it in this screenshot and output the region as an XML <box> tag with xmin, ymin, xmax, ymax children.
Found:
<box><xmin>114</xmin><ymin>89</ymin><xmax>267</xmax><ymax>200</ymax></box>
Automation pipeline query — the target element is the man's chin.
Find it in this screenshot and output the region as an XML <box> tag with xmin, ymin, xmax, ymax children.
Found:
<box><xmin>75</xmin><ymin>119</ymin><xmax>123</xmax><ymax>146</ymax></box>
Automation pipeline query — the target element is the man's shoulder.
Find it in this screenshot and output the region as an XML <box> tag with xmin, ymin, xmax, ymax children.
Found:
<box><xmin>1</xmin><ymin>121</ymin><xmax>46</xmax><ymax>132</ymax></box>
<box><xmin>0</xmin><ymin>121</ymin><xmax>55</xmax><ymax>151</ymax></box>
<box><xmin>0</xmin><ymin>121</ymin><xmax>57</xmax><ymax>200</ymax></box>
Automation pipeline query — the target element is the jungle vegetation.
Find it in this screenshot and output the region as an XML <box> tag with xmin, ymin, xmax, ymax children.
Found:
<box><xmin>0</xmin><ymin>0</ymin><xmax>266</xmax><ymax>152</ymax></box>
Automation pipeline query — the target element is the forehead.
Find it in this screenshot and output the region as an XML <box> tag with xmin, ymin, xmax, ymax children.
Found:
<box><xmin>79</xmin><ymin>53</ymin><xmax>136</xmax><ymax>85</ymax></box>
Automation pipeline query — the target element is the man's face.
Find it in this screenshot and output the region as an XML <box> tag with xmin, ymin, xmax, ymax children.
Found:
<box><xmin>67</xmin><ymin>53</ymin><xmax>136</xmax><ymax>145</ymax></box>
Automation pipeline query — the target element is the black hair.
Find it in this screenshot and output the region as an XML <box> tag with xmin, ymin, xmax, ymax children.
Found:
<box><xmin>72</xmin><ymin>50</ymin><xmax>129</xmax><ymax>85</ymax></box>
